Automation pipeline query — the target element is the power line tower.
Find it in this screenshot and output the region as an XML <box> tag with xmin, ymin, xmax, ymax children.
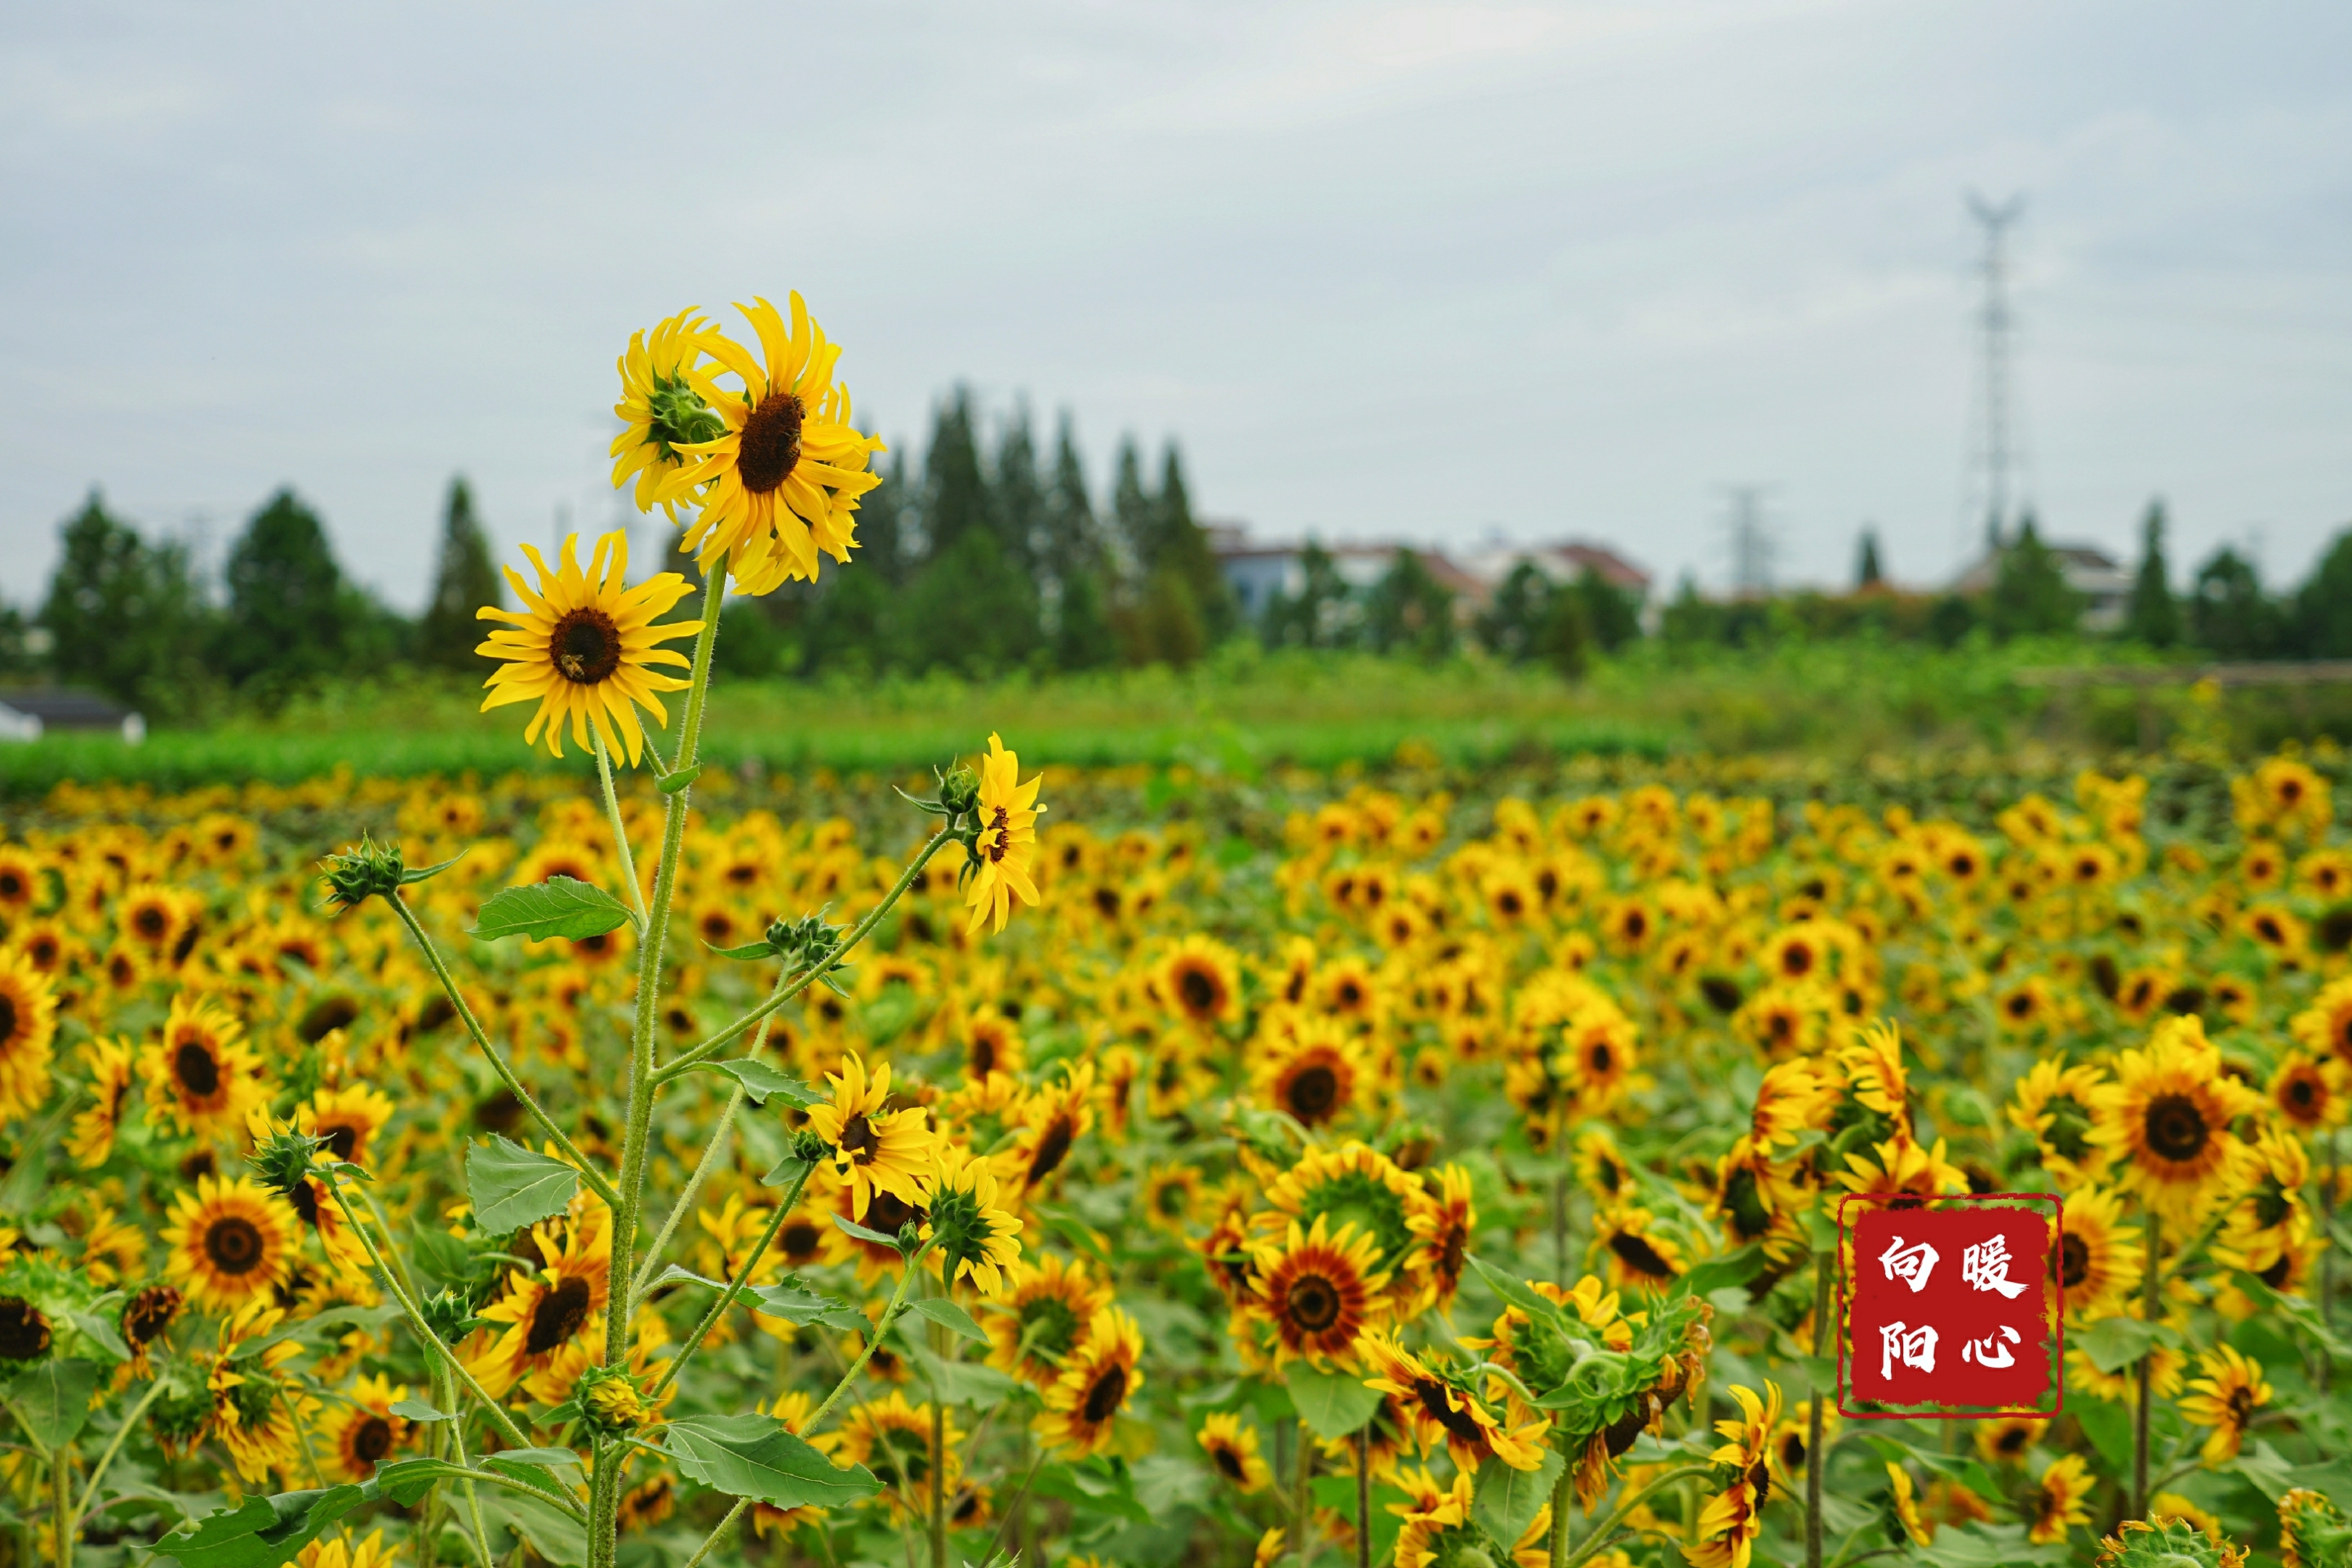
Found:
<box><xmin>1961</xmin><ymin>191</ymin><xmax>2027</xmax><ymax>563</ymax></box>
<box><xmin>1720</xmin><ymin>484</ymin><xmax>1776</xmax><ymax>598</ymax></box>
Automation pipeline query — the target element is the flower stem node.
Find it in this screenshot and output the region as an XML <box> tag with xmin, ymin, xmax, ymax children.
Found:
<box><xmin>575</xmin><ymin>1365</ymin><xmax>649</xmax><ymax>1438</ymax></box>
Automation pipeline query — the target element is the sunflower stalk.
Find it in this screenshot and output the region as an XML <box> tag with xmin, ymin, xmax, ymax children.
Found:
<box><xmin>1806</xmin><ymin>1249</ymin><xmax>1831</xmax><ymax>1568</ymax></box>
<box><xmin>2133</xmin><ymin>1210</ymin><xmax>2160</xmax><ymax>1516</ymax></box>
<box><xmin>1293</xmin><ymin>1417</ymin><xmax>1312</xmax><ymax>1567</ymax></box>
<box><xmin>1560</xmin><ymin>1464</ymin><xmax>1714</xmax><ymax>1568</ymax></box>
<box><xmin>384</xmin><ymin>892</ymin><xmax>620</xmax><ymax>1209</ymax></box>
<box><xmin>73</xmin><ymin>1376</ymin><xmax>167</xmax><ymax>1522</ymax></box>
<box><xmin>806</xmin><ymin>1241</ymin><xmax>937</xmax><ymax>1436</ymax></box>
<box><xmin>590</xmin><ymin>560</ymin><xmax>725</xmax><ymax>1568</ymax></box>
<box><xmin>590</xmin><ymin>729</ymin><xmax>649</xmax><ymax>930</ymax></box>
<box><xmin>50</xmin><ymin>1441</ymin><xmax>71</xmax><ymax>1568</ymax></box>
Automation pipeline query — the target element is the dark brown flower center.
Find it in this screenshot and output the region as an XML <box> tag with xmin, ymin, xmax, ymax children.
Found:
<box><xmin>0</xmin><ymin>996</ymin><xmax>16</xmax><ymax>1048</ymax></box>
<box><xmin>0</xmin><ymin>1299</ymin><xmax>50</xmax><ymax>1360</ymax></box>
<box><xmin>350</xmin><ymin>1415</ymin><xmax>395</xmax><ymax>1463</ymax></box>
<box><xmin>2143</xmin><ymin>1093</ymin><xmax>2209</xmax><ymax>1163</ymax></box>
<box><xmin>781</xmin><ymin>1220</ymin><xmax>822</xmax><ymax>1263</ymax></box>
<box><xmin>837</xmin><ymin>1112</ymin><xmax>882</xmax><ymax>1166</ymax></box>
<box><xmin>123</xmin><ymin>1286</ymin><xmax>182</xmax><ymax>1346</ymax></box>
<box><xmin>736</xmin><ymin>392</ymin><xmax>805</xmax><ymax>494</ymax></box>
<box><xmin>174</xmin><ymin>1041</ymin><xmax>221</xmax><ymax>1098</ymax></box>
<box><xmin>1213</xmin><ymin>1443</ymin><xmax>1245</xmax><ymax>1480</ymax></box>
<box><xmin>1177</xmin><ymin>966</ymin><xmax>1218</xmax><ymax>1015</ymax></box>
<box><xmin>2058</xmin><ymin>1234</ymin><xmax>2090</xmax><ymax>1289</ymax></box>
<box><xmin>1286</xmin><ymin>1273</ymin><xmax>1343</xmax><ymax>1332</ymax></box>
<box><xmin>550</xmin><ymin>608</ymin><xmax>623</xmax><ymax>685</ymax></box>
<box><xmin>1026</xmin><ymin>1116</ymin><xmax>1075</xmax><ymax>1186</ymax></box>
<box><xmin>204</xmin><ymin>1216</ymin><xmax>266</xmax><ymax>1275</ymax></box>
<box><xmin>1608</xmin><ymin>1228</ymin><xmax>1677</xmax><ymax>1280</ymax></box>
<box><xmin>1417</xmin><ymin>1379</ymin><xmax>1484</xmax><ymax>1443</ymax></box>
<box><xmin>322</xmin><ymin>1122</ymin><xmax>360</xmax><ymax>1161</ymax></box>
<box><xmin>1083</xmin><ymin>1364</ymin><xmax>1128</xmax><ymax>1423</ymax></box>
<box><xmin>1285</xmin><ymin>1064</ymin><xmax>1340</xmax><ymax>1125</ymax></box>
<box><xmin>525</xmin><ymin>1275</ymin><xmax>593</xmax><ymax>1355</ymax></box>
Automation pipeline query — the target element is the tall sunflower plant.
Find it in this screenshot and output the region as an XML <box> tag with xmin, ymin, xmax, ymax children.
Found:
<box><xmin>160</xmin><ymin>297</ymin><xmax>1049</xmax><ymax>1568</ymax></box>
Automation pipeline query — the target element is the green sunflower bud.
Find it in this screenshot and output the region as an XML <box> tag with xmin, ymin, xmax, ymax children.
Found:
<box><xmin>320</xmin><ymin>836</ymin><xmax>407</xmax><ymax>912</ymax></box>
<box><xmin>247</xmin><ymin>1124</ymin><xmax>330</xmax><ymax>1201</ymax></box>
<box><xmin>574</xmin><ymin>1364</ymin><xmax>648</xmax><ymax>1437</ymax></box>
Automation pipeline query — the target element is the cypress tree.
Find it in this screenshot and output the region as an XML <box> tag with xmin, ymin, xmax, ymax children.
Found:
<box><xmin>1475</xmin><ymin>561</ymin><xmax>1550</xmax><ymax>661</ymax></box>
<box><xmin>2191</xmin><ymin>547</ymin><xmax>2284</xmax><ymax>658</ymax></box>
<box><xmin>418</xmin><ymin>477</ymin><xmax>502</xmax><ymax>669</ymax></box>
<box><xmin>920</xmin><ymin>389</ymin><xmax>989</xmax><ymax>560</ymax></box>
<box><xmin>1855</xmin><ymin>528</ymin><xmax>1884</xmax><ymax>589</ymax></box>
<box><xmin>1155</xmin><ymin>444</ymin><xmax>1234</xmax><ymax>640</ymax></box>
<box><xmin>2124</xmin><ymin>499</ymin><xmax>2180</xmax><ymax>648</ymax></box>
<box><xmin>993</xmin><ymin>404</ymin><xmax>1044</xmax><ymax>575</ymax></box>
<box><xmin>1111</xmin><ymin>438</ymin><xmax>1153</xmax><ymax>578</ymax></box>
<box><xmin>38</xmin><ymin>491</ymin><xmax>211</xmax><ymax>716</ymax></box>
<box><xmin>1041</xmin><ymin>413</ymin><xmax>1103</xmax><ymax>587</ymax></box>
<box><xmin>1987</xmin><ymin>518</ymin><xmax>2079</xmax><ymax>640</ymax></box>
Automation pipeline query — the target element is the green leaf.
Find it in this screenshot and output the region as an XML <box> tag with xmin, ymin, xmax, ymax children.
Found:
<box><xmin>388</xmin><ymin>1399</ymin><xmax>449</xmax><ymax>1423</ymax></box>
<box><xmin>465</xmin><ymin>1136</ymin><xmax>580</xmax><ymax>1233</ymax></box>
<box><xmin>760</xmin><ymin>1154</ymin><xmax>816</xmax><ymax>1188</ymax></box>
<box><xmin>154</xmin><ymin>1486</ymin><xmax>375</xmax><ymax>1568</ymax></box>
<box><xmin>909</xmin><ymin>1297</ymin><xmax>988</xmax><ymax>1344</ymax></box>
<box><xmin>2077</xmin><ymin>1315</ymin><xmax>2163</xmax><ymax>1375</ymax></box>
<box><xmin>1465</xmin><ymin>1255</ymin><xmax>1567</xmax><ymax>1328</ymax></box>
<box><xmin>906</xmin><ymin>1346</ymin><xmax>1018</xmax><ymax>1407</ymax></box>
<box><xmin>64</xmin><ymin>1308</ymin><xmax>131</xmax><ymax>1364</ymax></box>
<box><xmin>744</xmin><ymin>1278</ymin><xmax>868</xmax><ymax>1331</ymax></box>
<box><xmin>698</xmin><ymin>1058</ymin><xmax>819</xmax><ymax>1108</ymax></box>
<box><xmin>400</xmin><ymin>850</ymin><xmax>468</xmax><ymax>886</ymax></box>
<box><xmin>656</xmin><ymin>764</ymin><xmax>701</xmax><ymax>796</ymax></box>
<box><xmin>831</xmin><ymin>1212</ymin><xmax>908</xmax><ymax>1252</ymax></box>
<box><xmin>1284</xmin><ymin>1363</ymin><xmax>1383</xmax><ymax>1440</ymax></box>
<box><xmin>484</xmin><ymin>1447</ymin><xmax>588</xmax><ymax>1485</ymax></box>
<box><xmin>9</xmin><ymin>1358</ymin><xmax>98</xmax><ymax>1450</ymax></box>
<box><xmin>1473</xmin><ymin>1448</ymin><xmax>1563</xmax><ymax>1550</ymax></box>
<box><xmin>1916</xmin><ymin>1522</ymin><xmax>2071</xmax><ymax>1567</ymax></box>
<box><xmin>643</xmin><ymin>1264</ymin><xmax>723</xmax><ymax>1292</ymax></box>
<box><xmin>469</xmin><ymin>877</ymin><xmax>632</xmax><ymax>942</ymax></box>
<box><xmin>471</xmin><ymin>1486</ymin><xmax>588</xmax><ymax>1567</ymax></box>
<box><xmin>661</xmin><ymin>1413</ymin><xmax>882</xmax><ymax>1508</ymax></box>
<box><xmin>1674</xmin><ymin>1244</ymin><xmax>1765</xmax><ymax>1302</ymax></box>
<box><xmin>407</xmin><ymin>1227</ymin><xmax>476</xmax><ymax>1290</ymax></box>
<box><xmin>707</xmin><ymin>939</ymin><xmax>780</xmax><ymax>960</ymax></box>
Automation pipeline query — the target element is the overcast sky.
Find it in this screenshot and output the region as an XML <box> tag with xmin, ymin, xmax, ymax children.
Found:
<box><xmin>5</xmin><ymin>1</ymin><xmax>2348</xmax><ymax>610</ymax></box>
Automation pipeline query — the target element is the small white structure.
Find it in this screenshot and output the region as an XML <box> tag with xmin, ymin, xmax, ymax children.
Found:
<box><xmin>1949</xmin><ymin>541</ymin><xmax>2133</xmax><ymax>632</ymax></box>
<box><xmin>0</xmin><ymin>690</ymin><xmax>145</xmax><ymax>744</ymax></box>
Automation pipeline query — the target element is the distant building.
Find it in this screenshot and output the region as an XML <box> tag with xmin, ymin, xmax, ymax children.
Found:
<box><xmin>0</xmin><ymin>689</ymin><xmax>145</xmax><ymax>743</ymax></box>
<box><xmin>1949</xmin><ymin>541</ymin><xmax>2133</xmax><ymax>632</ymax></box>
<box><xmin>1209</xmin><ymin>525</ymin><xmax>1651</xmax><ymax>623</ymax></box>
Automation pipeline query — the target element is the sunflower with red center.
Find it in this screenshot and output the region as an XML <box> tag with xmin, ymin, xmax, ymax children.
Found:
<box><xmin>1034</xmin><ymin>1306</ymin><xmax>1142</xmax><ymax>1457</ymax></box>
<box><xmin>1356</xmin><ymin>1328</ymin><xmax>1547</xmax><ymax>1474</ymax></box>
<box><xmin>1253</xmin><ymin>1017</ymin><xmax>1366</xmax><ymax>1131</ymax></box>
<box><xmin>1247</xmin><ymin>1216</ymin><xmax>1388</xmax><ymax>1368</ymax></box>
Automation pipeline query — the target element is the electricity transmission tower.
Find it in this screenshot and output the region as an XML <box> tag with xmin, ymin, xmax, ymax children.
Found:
<box><xmin>1961</xmin><ymin>192</ymin><xmax>2027</xmax><ymax>562</ymax></box>
<box><xmin>1720</xmin><ymin>485</ymin><xmax>1776</xmax><ymax>597</ymax></box>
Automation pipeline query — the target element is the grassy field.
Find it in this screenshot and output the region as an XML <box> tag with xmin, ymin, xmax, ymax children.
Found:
<box><xmin>3</xmin><ymin>637</ymin><xmax>2346</xmax><ymax>799</ymax></box>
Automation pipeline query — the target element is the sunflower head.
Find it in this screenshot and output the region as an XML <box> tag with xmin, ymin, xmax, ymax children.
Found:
<box><xmin>318</xmin><ymin>835</ymin><xmax>407</xmax><ymax>913</ymax></box>
<box><xmin>923</xmin><ymin>1145</ymin><xmax>1024</xmax><ymax>1296</ymax></box>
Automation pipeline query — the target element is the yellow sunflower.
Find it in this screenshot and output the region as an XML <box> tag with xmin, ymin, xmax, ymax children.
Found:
<box><xmin>1007</xmin><ymin>1061</ymin><xmax>1094</xmax><ymax>1194</ymax></box>
<box><xmin>964</xmin><ymin>733</ymin><xmax>1044</xmax><ymax>935</ymax></box>
<box><xmin>1196</xmin><ymin>1412</ymin><xmax>1272</xmax><ymax>1493</ymax></box>
<box><xmin>2292</xmin><ymin>976</ymin><xmax>2352</xmax><ymax>1066</ymax></box>
<box><xmin>2007</xmin><ymin>1055</ymin><xmax>2107</xmax><ymax>1188</ymax></box>
<box><xmin>2026</xmin><ymin>1453</ymin><xmax>2093</xmax><ymax>1544</ymax></box>
<box><xmin>66</xmin><ymin>1035</ymin><xmax>134</xmax><ymax>1168</ymax></box>
<box><xmin>0</xmin><ymin>950</ymin><xmax>57</xmax><ymax>1122</ymax></box>
<box><xmin>803</xmin><ymin>1052</ymin><xmax>937</xmax><ymax>1222</ymax></box>
<box><xmin>141</xmin><ymin>992</ymin><xmax>264</xmax><ymax>1140</ymax></box>
<box><xmin>2091</xmin><ymin>1016</ymin><xmax>2261</xmax><ymax>1223</ymax></box>
<box><xmin>1035</xmin><ymin>1306</ymin><xmax>1143</xmax><ymax>1457</ymax></box>
<box><xmin>1685</xmin><ymin>1386</ymin><xmax>1781</xmax><ymax>1568</ymax></box>
<box><xmin>2056</xmin><ymin>1185</ymin><xmax>2142</xmax><ymax>1321</ymax></box>
<box><xmin>304</xmin><ymin>1082</ymin><xmax>396</xmax><ymax>1169</ymax></box>
<box><xmin>163</xmin><ymin>1176</ymin><xmax>298</xmax><ymax>1312</ymax></box>
<box><xmin>1253</xmin><ymin>1018</ymin><xmax>1366</xmax><ymax>1130</ymax></box>
<box><xmin>1591</xmin><ymin>1204</ymin><xmax>1683</xmax><ymax>1287</ymax></box>
<box><xmin>465</xmin><ymin>1206</ymin><xmax>611</xmax><ymax>1400</ymax></box>
<box><xmin>834</xmin><ymin>1391</ymin><xmax>961</xmax><ymax>1522</ymax></box>
<box><xmin>320</xmin><ymin>1373</ymin><xmax>410</xmax><ymax>1482</ymax></box>
<box><xmin>668</xmin><ymin>292</ymin><xmax>883</xmax><ymax>593</ymax></box>
<box><xmin>1356</xmin><ymin>1327</ymin><xmax>1547</xmax><ymax>1474</ymax></box>
<box><xmin>2180</xmin><ymin>1344</ymin><xmax>2272</xmax><ymax>1462</ymax></box>
<box><xmin>1248</xmin><ymin>1216</ymin><xmax>1390</xmax><ymax>1368</ymax></box>
<box><xmin>609</xmin><ymin>306</ymin><xmax>726</xmax><ymax>516</ymax></box>
<box><xmin>1156</xmin><ymin>934</ymin><xmax>1242</xmax><ymax>1026</ymax></box>
<box><xmin>1973</xmin><ymin>1416</ymin><xmax>2046</xmax><ymax>1467</ymax></box>
<box><xmin>476</xmin><ymin>531</ymin><xmax>701</xmax><ymax>765</ymax></box>
<box><xmin>922</xmin><ymin>1144</ymin><xmax>1024</xmax><ymax>1297</ymax></box>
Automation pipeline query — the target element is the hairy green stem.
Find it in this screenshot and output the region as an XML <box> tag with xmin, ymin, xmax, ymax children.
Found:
<box><xmin>386</xmin><ymin>893</ymin><xmax>619</xmax><ymax>1208</ymax></box>
<box><xmin>630</xmin><ymin>964</ymin><xmax>795</xmax><ymax>1301</ymax></box>
<box><xmin>2133</xmin><ymin>1212</ymin><xmax>2160</xmax><ymax>1517</ymax></box>
<box><xmin>1293</xmin><ymin>1418</ymin><xmax>1312</xmax><ymax>1567</ymax></box>
<box><xmin>807</xmin><ymin>1247</ymin><xmax>933</xmax><ymax>1436</ymax></box>
<box><xmin>680</xmin><ymin>1500</ymin><xmax>749</xmax><ymax>1568</ymax></box>
<box><xmin>654</xmin><ymin>828</ymin><xmax>951</xmax><ymax>1085</ymax></box>
<box><xmin>74</xmin><ymin>1376</ymin><xmax>166</xmax><ymax>1520</ymax></box>
<box><xmin>1562</xmin><ymin>1466</ymin><xmax>1713</xmax><ymax>1568</ymax></box>
<box><xmin>1807</xmin><ymin>1250</ymin><xmax>1831</xmax><ymax>1568</ymax></box>
<box><xmin>52</xmin><ymin>1441</ymin><xmax>71</xmax><ymax>1568</ymax></box>
<box><xmin>325</xmin><ymin>1176</ymin><xmax>533</xmax><ymax>1451</ymax></box>
<box><xmin>651</xmin><ymin>1162</ymin><xmax>813</xmax><ymax>1400</ymax></box>
<box><xmin>1355</xmin><ymin>1427</ymin><xmax>1372</xmax><ymax>1568</ymax></box>
<box><xmin>592</xmin><ymin>730</ymin><xmax>648</xmax><ymax>930</ymax></box>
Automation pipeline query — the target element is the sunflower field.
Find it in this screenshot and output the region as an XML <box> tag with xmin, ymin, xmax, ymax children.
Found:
<box><xmin>4</xmin><ymin>293</ymin><xmax>2352</xmax><ymax>1568</ymax></box>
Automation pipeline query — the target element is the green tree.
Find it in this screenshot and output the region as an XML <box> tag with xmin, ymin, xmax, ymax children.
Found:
<box><xmin>418</xmin><ymin>477</ymin><xmax>502</xmax><ymax>669</ymax></box>
<box><xmin>906</xmin><ymin>529</ymin><xmax>1041</xmax><ymax>676</ymax></box>
<box><xmin>800</xmin><ymin>568</ymin><xmax>900</xmax><ymax>678</ymax></box>
<box><xmin>1039</xmin><ymin>413</ymin><xmax>1104</xmax><ymax>588</ymax></box>
<box><xmin>1154</xmin><ymin>446</ymin><xmax>1234</xmax><ymax>640</ymax></box>
<box><xmin>1571</xmin><ymin>568</ymin><xmax>1642</xmax><ymax>652</ymax></box>
<box><xmin>38</xmin><ymin>490</ymin><xmax>213</xmax><ymax>716</ymax></box>
<box><xmin>215</xmin><ymin>489</ymin><xmax>362</xmax><ymax>695</ymax></box>
<box><xmin>993</xmin><ymin>404</ymin><xmax>1044</xmax><ymax>577</ymax></box>
<box><xmin>862</xmin><ymin>445</ymin><xmax>913</xmax><ymax>586</ymax></box>
<box><xmin>2190</xmin><ymin>546</ymin><xmax>2285</xmax><ymax>659</ymax></box>
<box><xmin>1364</xmin><ymin>550</ymin><xmax>1456</xmax><ymax>661</ymax></box>
<box><xmin>1475</xmin><ymin>561</ymin><xmax>1550</xmax><ymax>661</ymax></box>
<box><xmin>1051</xmin><ymin>568</ymin><xmax>1119</xmax><ymax>669</ymax></box>
<box><xmin>1856</xmin><ymin>528</ymin><xmax>1884</xmax><ymax>589</ymax></box>
<box><xmin>1539</xmin><ymin>578</ymin><xmax>1592</xmax><ymax>679</ymax></box>
<box><xmin>1125</xmin><ymin>568</ymin><xmax>1206</xmax><ymax>666</ymax></box>
<box><xmin>1260</xmin><ymin>542</ymin><xmax>1353</xmax><ymax>649</ymax></box>
<box><xmin>1110</xmin><ymin>438</ymin><xmax>1153</xmax><ymax>578</ymax></box>
<box><xmin>920</xmin><ymin>389</ymin><xmax>990</xmax><ymax>559</ymax></box>
<box><xmin>1986</xmin><ymin>519</ymin><xmax>2079</xmax><ymax>640</ymax></box>
<box><xmin>2291</xmin><ymin>528</ymin><xmax>2352</xmax><ymax>658</ymax></box>
<box><xmin>2124</xmin><ymin>499</ymin><xmax>2180</xmax><ymax>648</ymax></box>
